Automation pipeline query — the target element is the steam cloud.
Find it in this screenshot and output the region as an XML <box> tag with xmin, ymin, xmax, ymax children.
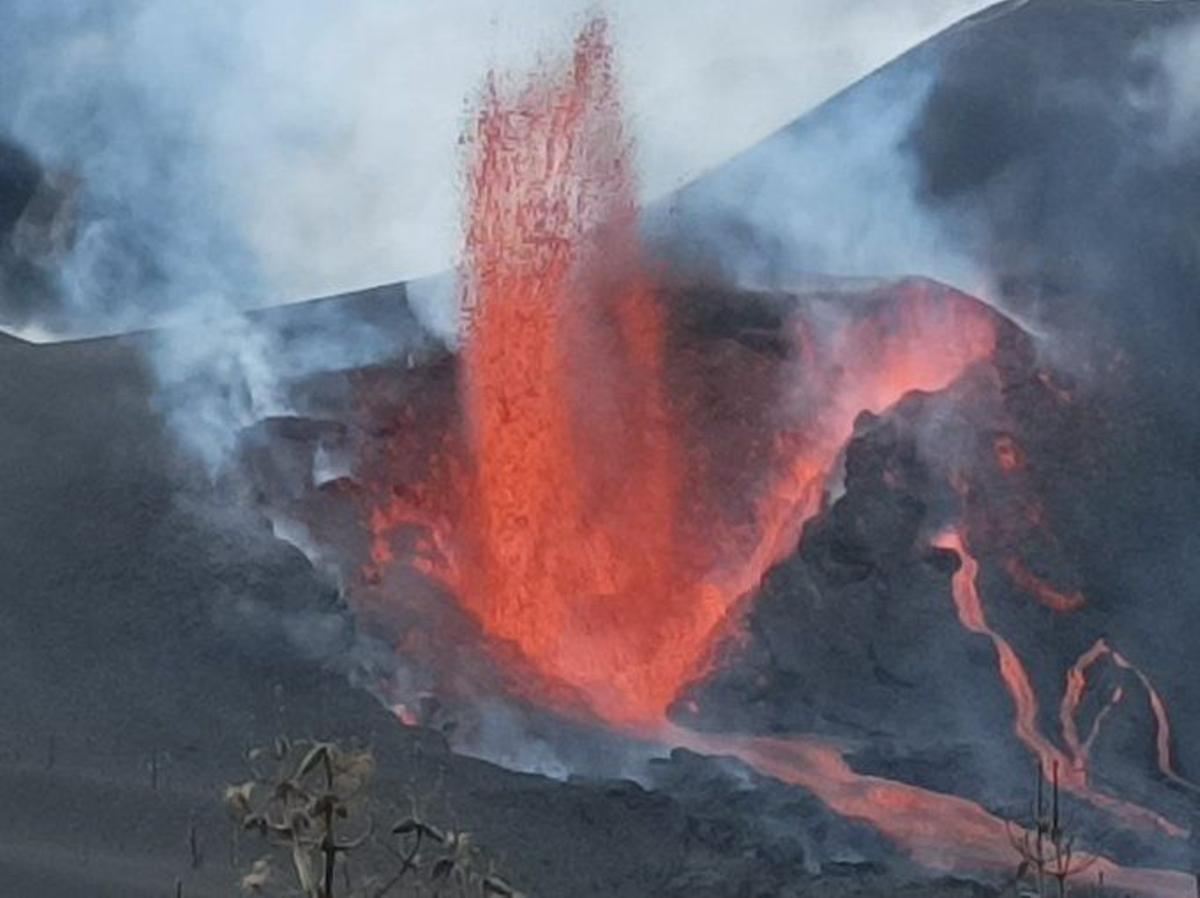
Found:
<box><xmin>0</xmin><ymin>0</ymin><xmax>1006</xmax><ymax>475</ymax></box>
<box><xmin>1148</xmin><ymin>18</ymin><xmax>1200</xmax><ymax>157</ymax></box>
<box><xmin>0</xmin><ymin>0</ymin><xmax>992</xmax><ymax>337</ymax></box>
<box><xmin>647</xmin><ymin>59</ymin><xmax>981</xmax><ymax>294</ymax></box>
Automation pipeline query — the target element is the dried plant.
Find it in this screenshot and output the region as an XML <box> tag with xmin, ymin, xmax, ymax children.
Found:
<box><xmin>225</xmin><ymin>736</ymin><xmax>523</xmax><ymax>898</ymax></box>
<box><xmin>1007</xmin><ymin>761</ymin><xmax>1098</xmax><ymax>897</ymax></box>
<box><xmin>226</xmin><ymin>737</ymin><xmax>374</xmax><ymax>898</ymax></box>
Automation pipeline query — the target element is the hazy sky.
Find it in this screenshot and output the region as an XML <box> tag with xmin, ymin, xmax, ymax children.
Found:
<box><xmin>139</xmin><ymin>0</ymin><xmax>997</xmax><ymax>299</ymax></box>
<box><xmin>255</xmin><ymin>0</ymin><xmax>1003</xmax><ymax>296</ymax></box>
<box><xmin>3</xmin><ymin>0</ymin><xmax>997</xmax><ymax>321</ymax></box>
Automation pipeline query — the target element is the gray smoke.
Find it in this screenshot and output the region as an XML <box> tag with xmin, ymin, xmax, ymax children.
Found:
<box><xmin>0</xmin><ymin>2</ymin><xmax>259</xmax><ymax>335</ymax></box>
<box><xmin>0</xmin><ymin>1</ymin><xmax>993</xmax><ymax>337</ymax></box>
<box><xmin>0</xmin><ymin>0</ymin><xmax>990</xmax><ymax>478</ymax></box>
<box><xmin>646</xmin><ymin>56</ymin><xmax>982</xmax><ymax>295</ymax></box>
<box><xmin>1145</xmin><ymin>17</ymin><xmax>1200</xmax><ymax>158</ymax></box>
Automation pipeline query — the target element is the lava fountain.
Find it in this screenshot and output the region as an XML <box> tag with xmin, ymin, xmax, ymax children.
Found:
<box><xmin>455</xmin><ymin>18</ymin><xmax>697</xmax><ymax>724</ymax></box>
<box><xmin>371</xmin><ymin>17</ymin><xmax>998</xmax><ymax>727</ymax></box>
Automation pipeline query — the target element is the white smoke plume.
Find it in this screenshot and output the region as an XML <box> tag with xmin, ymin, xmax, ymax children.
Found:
<box><xmin>1139</xmin><ymin>17</ymin><xmax>1200</xmax><ymax>158</ymax></box>
<box><xmin>648</xmin><ymin>61</ymin><xmax>984</xmax><ymax>296</ymax></box>
<box><xmin>0</xmin><ymin>0</ymin><xmax>1001</xmax><ymax>473</ymax></box>
<box><xmin>0</xmin><ymin>0</ymin><xmax>992</xmax><ymax>338</ymax></box>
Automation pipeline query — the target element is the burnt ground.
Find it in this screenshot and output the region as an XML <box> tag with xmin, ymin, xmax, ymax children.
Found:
<box><xmin>0</xmin><ymin>321</ymin><xmax>1000</xmax><ymax>896</ymax></box>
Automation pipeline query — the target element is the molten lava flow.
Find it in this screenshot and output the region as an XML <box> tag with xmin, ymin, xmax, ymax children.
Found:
<box><xmin>738</xmin><ymin>284</ymin><xmax>999</xmax><ymax>589</ymax></box>
<box><xmin>1061</xmin><ymin>639</ymin><xmax>1199</xmax><ymax>794</ymax></box>
<box><xmin>936</xmin><ymin>531</ymin><xmax>1075</xmax><ymax>776</ymax></box>
<box><xmin>1061</xmin><ymin>640</ymin><xmax>1125</xmax><ymax>770</ymax></box>
<box><xmin>1004</xmin><ymin>557</ymin><xmax>1086</xmax><ymax>613</ymax></box>
<box><xmin>935</xmin><ymin>529</ymin><xmax>1185</xmax><ymax>837</ymax></box>
<box><xmin>665</xmin><ymin>725</ymin><xmax>1193</xmax><ymax>898</ymax></box>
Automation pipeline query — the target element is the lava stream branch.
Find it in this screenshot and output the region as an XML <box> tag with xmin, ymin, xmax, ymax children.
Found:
<box><xmin>661</xmin><ymin>724</ymin><xmax>1194</xmax><ymax>898</ymax></box>
<box><xmin>935</xmin><ymin>529</ymin><xmax>1186</xmax><ymax>837</ymax></box>
<box><xmin>1061</xmin><ymin>638</ymin><xmax>1200</xmax><ymax>795</ymax></box>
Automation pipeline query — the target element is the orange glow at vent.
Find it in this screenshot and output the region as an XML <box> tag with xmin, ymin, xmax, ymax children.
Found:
<box><xmin>412</xmin><ymin>19</ymin><xmax>997</xmax><ymax>725</ymax></box>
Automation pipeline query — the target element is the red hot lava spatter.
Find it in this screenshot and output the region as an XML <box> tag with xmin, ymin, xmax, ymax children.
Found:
<box><xmin>436</xmin><ymin>19</ymin><xmax>1002</xmax><ymax>726</ymax></box>
<box><xmin>454</xmin><ymin>19</ymin><xmax>696</xmax><ymax>724</ymax></box>
<box><xmin>364</xmin><ymin>18</ymin><xmax>1196</xmax><ymax>896</ymax></box>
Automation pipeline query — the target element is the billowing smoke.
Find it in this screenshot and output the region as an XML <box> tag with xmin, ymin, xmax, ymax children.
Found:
<box><xmin>645</xmin><ymin>57</ymin><xmax>980</xmax><ymax>294</ymax></box>
<box><xmin>1143</xmin><ymin>17</ymin><xmax>1200</xmax><ymax>158</ymax></box>
<box><xmin>0</xmin><ymin>1</ymin><xmax>994</xmax><ymax>335</ymax></box>
<box><xmin>901</xmin><ymin>4</ymin><xmax>1200</xmax><ymax>354</ymax></box>
<box><xmin>0</xmin><ymin>3</ymin><xmax>259</xmax><ymax>335</ymax></box>
<box><xmin>0</xmin><ymin>0</ymin><xmax>997</xmax><ymax>475</ymax></box>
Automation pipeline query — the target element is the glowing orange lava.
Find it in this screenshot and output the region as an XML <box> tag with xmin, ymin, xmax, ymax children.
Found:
<box><xmin>1004</xmin><ymin>557</ymin><xmax>1086</xmax><ymax>613</ymax></box>
<box><xmin>665</xmin><ymin>725</ymin><xmax>1193</xmax><ymax>897</ymax></box>
<box><xmin>450</xmin><ymin>19</ymin><xmax>703</xmax><ymax>723</ymax></box>
<box><xmin>935</xmin><ymin>529</ymin><xmax>1184</xmax><ymax>837</ymax></box>
<box><xmin>1061</xmin><ymin>638</ymin><xmax>1198</xmax><ymax>794</ymax></box>
<box><xmin>1061</xmin><ymin>639</ymin><xmax>1124</xmax><ymax>771</ymax></box>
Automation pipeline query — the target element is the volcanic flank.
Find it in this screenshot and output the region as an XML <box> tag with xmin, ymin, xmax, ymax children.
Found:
<box><xmin>7</xmin><ymin>2</ymin><xmax>1200</xmax><ymax>896</ymax></box>
<box><xmin>232</xmin><ymin>16</ymin><xmax>1200</xmax><ymax>895</ymax></box>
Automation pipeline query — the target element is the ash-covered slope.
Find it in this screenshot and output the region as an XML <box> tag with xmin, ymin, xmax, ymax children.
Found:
<box><xmin>0</xmin><ymin>315</ymin><xmax>995</xmax><ymax>898</ymax></box>
<box><xmin>675</xmin><ymin>327</ymin><xmax>1200</xmax><ymax>866</ymax></box>
<box><xmin>246</xmin><ymin>265</ymin><xmax>1199</xmax><ymax>877</ymax></box>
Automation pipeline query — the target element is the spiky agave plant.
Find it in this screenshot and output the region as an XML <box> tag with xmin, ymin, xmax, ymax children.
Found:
<box><xmin>386</xmin><ymin>813</ymin><xmax>521</xmax><ymax>898</ymax></box>
<box><xmin>226</xmin><ymin>737</ymin><xmax>374</xmax><ymax>898</ymax></box>
<box><xmin>226</xmin><ymin>736</ymin><xmax>524</xmax><ymax>898</ymax></box>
